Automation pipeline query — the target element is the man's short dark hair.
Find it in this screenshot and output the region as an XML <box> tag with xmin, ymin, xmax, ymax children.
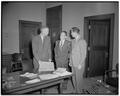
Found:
<box><xmin>71</xmin><ymin>27</ymin><xmax>80</xmax><ymax>34</ymax></box>
<box><xmin>38</xmin><ymin>26</ymin><xmax>49</xmax><ymax>34</ymax></box>
<box><xmin>41</xmin><ymin>26</ymin><xmax>49</xmax><ymax>31</ymax></box>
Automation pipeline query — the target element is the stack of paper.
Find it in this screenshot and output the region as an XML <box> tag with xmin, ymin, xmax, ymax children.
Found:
<box><xmin>53</xmin><ymin>68</ymin><xmax>72</xmax><ymax>76</ymax></box>
<box><xmin>39</xmin><ymin>74</ymin><xmax>59</xmax><ymax>80</ymax></box>
<box><xmin>25</xmin><ymin>78</ymin><xmax>40</xmax><ymax>84</ymax></box>
<box><xmin>20</xmin><ymin>72</ymin><xmax>38</xmax><ymax>79</ymax></box>
<box><xmin>39</xmin><ymin>62</ymin><xmax>55</xmax><ymax>72</ymax></box>
<box><xmin>53</xmin><ymin>71</ymin><xmax>72</xmax><ymax>76</ymax></box>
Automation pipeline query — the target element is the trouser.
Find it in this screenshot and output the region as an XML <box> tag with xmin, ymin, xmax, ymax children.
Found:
<box><xmin>72</xmin><ymin>66</ymin><xmax>84</xmax><ymax>93</ymax></box>
<box><xmin>33</xmin><ymin>58</ymin><xmax>39</xmax><ymax>73</ymax></box>
<box><xmin>56</xmin><ymin>62</ymin><xmax>69</xmax><ymax>89</ymax></box>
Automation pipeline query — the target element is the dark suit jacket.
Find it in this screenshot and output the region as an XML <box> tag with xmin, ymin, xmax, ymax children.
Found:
<box><xmin>32</xmin><ymin>35</ymin><xmax>51</xmax><ymax>72</ymax></box>
<box><xmin>54</xmin><ymin>40</ymin><xmax>71</xmax><ymax>70</ymax></box>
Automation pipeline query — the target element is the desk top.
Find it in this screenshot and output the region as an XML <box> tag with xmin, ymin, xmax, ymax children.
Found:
<box><xmin>2</xmin><ymin>71</ymin><xmax>73</xmax><ymax>94</ymax></box>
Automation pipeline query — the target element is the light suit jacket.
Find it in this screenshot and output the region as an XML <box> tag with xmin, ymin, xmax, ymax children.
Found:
<box><xmin>70</xmin><ymin>38</ymin><xmax>87</xmax><ymax>93</ymax></box>
<box><xmin>32</xmin><ymin>35</ymin><xmax>51</xmax><ymax>72</ymax></box>
<box><xmin>70</xmin><ymin>38</ymin><xmax>87</xmax><ymax>68</ymax></box>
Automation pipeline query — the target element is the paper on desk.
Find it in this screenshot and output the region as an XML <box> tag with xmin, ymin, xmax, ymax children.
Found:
<box><xmin>39</xmin><ymin>74</ymin><xmax>59</xmax><ymax>80</ymax></box>
<box><xmin>20</xmin><ymin>72</ymin><xmax>38</xmax><ymax>79</ymax></box>
<box><xmin>25</xmin><ymin>78</ymin><xmax>40</xmax><ymax>84</ymax></box>
<box><xmin>53</xmin><ymin>71</ymin><xmax>72</xmax><ymax>76</ymax></box>
<box><xmin>38</xmin><ymin>62</ymin><xmax>55</xmax><ymax>72</ymax></box>
<box><xmin>54</xmin><ymin>68</ymin><xmax>66</xmax><ymax>73</ymax></box>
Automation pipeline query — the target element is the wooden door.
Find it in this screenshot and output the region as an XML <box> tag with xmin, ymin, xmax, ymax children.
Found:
<box><xmin>88</xmin><ymin>20</ymin><xmax>110</xmax><ymax>77</ymax></box>
<box><xmin>19</xmin><ymin>20</ymin><xmax>41</xmax><ymax>60</ymax></box>
<box><xmin>84</xmin><ymin>14</ymin><xmax>114</xmax><ymax>77</ymax></box>
<box><xmin>46</xmin><ymin>5</ymin><xmax>62</xmax><ymax>62</ymax></box>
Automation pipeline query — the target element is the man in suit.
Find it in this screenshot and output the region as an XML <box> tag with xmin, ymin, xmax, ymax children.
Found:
<box><xmin>70</xmin><ymin>27</ymin><xmax>87</xmax><ymax>93</ymax></box>
<box><xmin>54</xmin><ymin>31</ymin><xmax>71</xmax><ymax>71</ymax></box>
<box><xmin>54</xmin><ymin>31</ymin><xmax>71</xmax><ymax>90</ymax></box>
<box><xmin>32</xmin><ymin>26</ymin><xmax>51</xmax><ymax>73</ymax></box>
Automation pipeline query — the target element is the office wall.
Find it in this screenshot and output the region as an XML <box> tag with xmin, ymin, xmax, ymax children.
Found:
<box><xmin>2</xmin><ymin>2</ymin><xmax>118</xmax><ymax>68</ymax></box>
<box><xmin>2</xmin><ymin>2</ymin><xmax>46</xmax><ymax>54</ymax></box>
<box><xmin>46</xmin><ymin>2</ymin><xmax>118</xmax><ymax>69</ymax></box>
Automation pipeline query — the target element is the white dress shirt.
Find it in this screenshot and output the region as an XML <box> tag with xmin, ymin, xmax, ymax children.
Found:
<box><xmin>40</xmin><ymin>34</ymin><xmax>44</xmax><ymax>43</ymax></box>
<box><xmin>59</xmin><ymin>40</ymin><xmax>65</xmax><ymax>47</ymax></box>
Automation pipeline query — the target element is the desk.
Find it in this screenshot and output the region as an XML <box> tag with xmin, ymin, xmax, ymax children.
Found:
<box><xmin>3</xmin><ymin>73</ymin><xmax>73</xmax><ymax>94</ymax></box>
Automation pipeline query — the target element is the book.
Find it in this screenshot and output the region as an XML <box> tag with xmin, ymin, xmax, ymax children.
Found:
<box><xmin>38</xmin><ymin>62</ymin><xmax>55</xmax><ymax>72</ymax></box>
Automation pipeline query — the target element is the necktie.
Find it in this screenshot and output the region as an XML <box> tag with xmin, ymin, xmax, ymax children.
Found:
<box><xmin>60</xmin><ymin>41</ymin><xmax>64</xmax><ymax>51</ymax></box>
<box><xmin>61</xmin><ymin>41</ymin><xmax>63</xmax><ymax>47</ymax></box>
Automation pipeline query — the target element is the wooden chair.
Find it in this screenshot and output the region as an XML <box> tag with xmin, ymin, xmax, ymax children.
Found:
<box><xmin>103</xmin><ymin>63</ymin><xmax>118</xmax><ymax>93</ymax></box>
<box><xmin>2</xmin><ymin>54</ymin><xmax>12</xmax><ymax>73</ymax></box>
<box><xmin>11</xmin><ymin>53</ymin><xmax>23</xmax><ymax>72</ymax></box>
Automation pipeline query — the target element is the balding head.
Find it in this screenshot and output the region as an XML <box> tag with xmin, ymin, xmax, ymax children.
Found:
<box><xmin>40</xmin><ymin>26</ymin><xmax>49</xmax><ymax>36</ymax></box>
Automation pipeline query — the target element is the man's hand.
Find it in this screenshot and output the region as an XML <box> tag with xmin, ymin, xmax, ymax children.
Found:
<box><xmin>78</xmin><ymin>65</ymin><xmax>81</xmax><ymax>70</ymax></box>
<box><xmin>49</xmin><ymin>59</ymin><xmax>52</xmax><ymax>62</ymax></box>
<box><xmin>69</xmin><ymin>63</ymin><xmax>72</xmax><ymax>66</ymax></box>
<box><xmin>38</xmin><ymin>60</ymin><xmax>42</xmax><ymax>64</ymax></box>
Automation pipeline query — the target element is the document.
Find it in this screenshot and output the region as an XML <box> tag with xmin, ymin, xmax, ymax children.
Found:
<box><xmin>20</xmin><ymin>72</ymin><xmax>38</xmax><ymax>79</ymax></box>
<box><xmin>39</xmin><ymin>74</ymin><xmax>59</xmax><ymax>80</ymax></box>
<box><xmin>38</xmin><ymin>62</ymin><xmax>55</xmax><ymax>72</ymax></box>
<box><xmin>53</xmin><ymin>71</ymin><xmax>72</xmax><ymax>76</ymax></box>
<box><xmin>53</xmin><ymin>68</ymin><xmax>72</xmax><ymax>76</ymax></box>
<box><xmin>25</xmin><ymin>78</ymin><xmax>40</xmax><ymax>84</ymax></box>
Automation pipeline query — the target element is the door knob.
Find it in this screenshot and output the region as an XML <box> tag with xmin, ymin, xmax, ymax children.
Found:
<box><xmin>20</xmin><ymin>49</ymin><xmax>24</xmax><ymax>54</ymax></box>
<box><xmin>88</xmin><ymin>46</ymin><xmax>91</xmax><ymax>51</ymax></box>
<box><xmin>105</xmin><ymin>52</ymin><xmax>109</xmax><ymax>57</ymax></box>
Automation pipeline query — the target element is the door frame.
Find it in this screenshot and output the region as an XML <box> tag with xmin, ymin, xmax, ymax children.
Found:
<box><xmin>84</xmin><ymin>14</ymin><xmax>114</xmax><ymax>77</ymax></box>
<box><xmin>19</xmin><ymin>20</ymin><xmax>41</xmax><ymax>54</ymax></box>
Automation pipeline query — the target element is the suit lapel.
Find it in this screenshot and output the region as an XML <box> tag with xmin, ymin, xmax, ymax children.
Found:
<box><xmin>60</xmin><ymin>40</ymin><xmax>67</xmax><ymax>51</ymax></box>
<box><xmin>39</xmin><ymin>35</ymin><xmax>43</xmax><ymax>44</ymax></box>
<box><xmin>38</xmin><ymin>36</ymin><xmax>43</xmax><ymax>49</ymax></box>
<box><xmin>43</xmin><ymin>36</ymin><xmax>46</xmax><ymax>49</ymax></box>
<box><xmin>59</xmin><ymin>41</ymin><xmax>62</xmax><ymax>51</ymax></box>
<box><xmin>62</xmin><ymin>40</ymin><xmax>66</xmax><ymax>50</ymax></box>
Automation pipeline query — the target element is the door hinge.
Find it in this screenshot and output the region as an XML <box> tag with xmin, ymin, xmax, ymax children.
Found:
<box><xmin>105</xmin><ymin>52</ymin><xmax>109</xmax><ymax>58</ymax></box>
<box><xmin>87</xmin><ymin>67</ymin><xmax>90</xmax><ymax>71</ymax></box>
<box><xmin>88</xmin><ymin>46</ymin><xmax>91</xmax><ymax>51</ymax></box>
<box><xmin>20</xmin><ymin>49</ymin><xmax>24</xmax><ymax>53</ymax></box>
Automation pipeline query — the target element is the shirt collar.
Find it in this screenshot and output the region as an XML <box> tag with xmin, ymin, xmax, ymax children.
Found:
<box><xmin>60</xmin><ymin>39</ymin><xmax>65</xmax><ymax>43</ymax></box>
<box><xmin>75</xmin><ymin>35</ymin><xmax>80</xmax><ymax>41</ymax></box>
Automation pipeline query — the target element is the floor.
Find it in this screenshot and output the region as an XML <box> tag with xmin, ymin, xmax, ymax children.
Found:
<box><xmin>32</xmin><ymin>79</ymin><xmax>75</xmax><ymax>94</ymax></box>
<box><xmin>45</xmin><ymin>79</ymin><xmax>75</xmax><ymax>94</ymax></box>
<box><xmin>32</xmin><ymin>76</ymin><xmax>104</xmax><ymax>94</ymax></box>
